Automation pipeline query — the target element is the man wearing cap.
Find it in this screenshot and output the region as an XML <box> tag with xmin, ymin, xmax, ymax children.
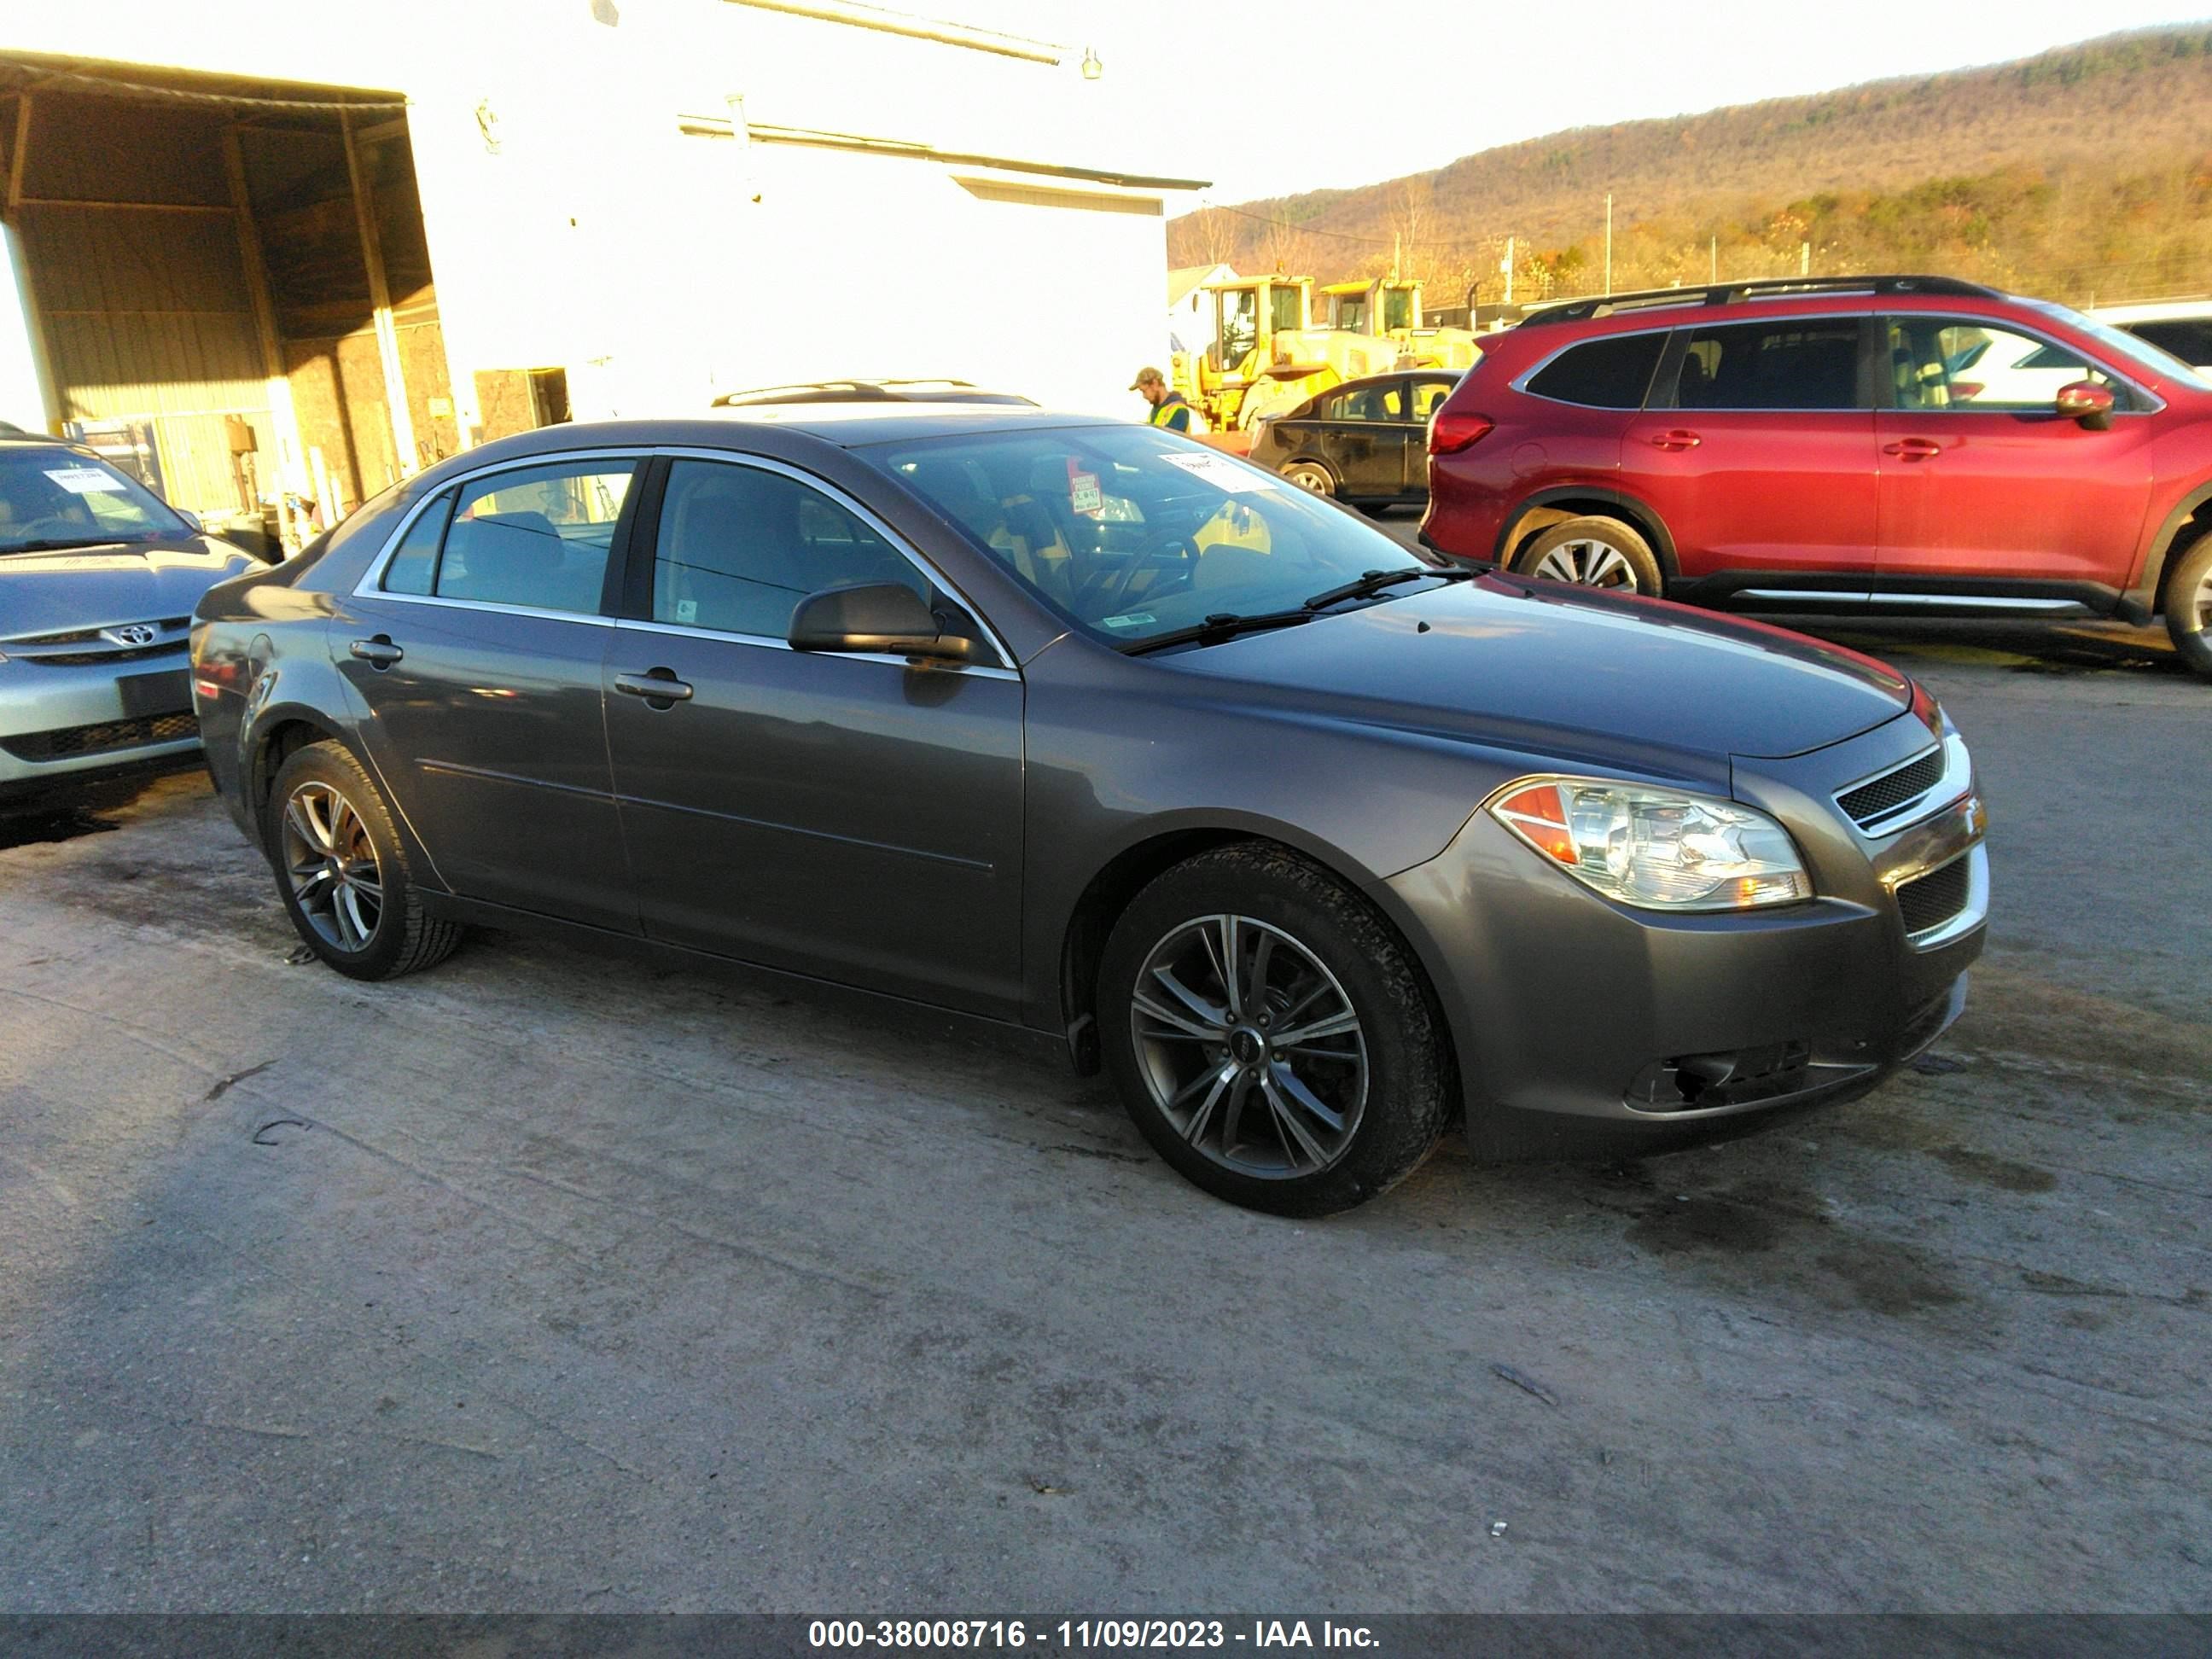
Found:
<box><xmin>1131</xmin><ymin>367</ymin><xmax>1200</xmax><ymax>434</ymax></box>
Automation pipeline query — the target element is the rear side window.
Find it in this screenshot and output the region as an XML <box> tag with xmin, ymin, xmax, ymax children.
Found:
<box><xmin>380</xmin><ymin>490</ymin><xmax>454</xmax><ymax>594</ymax></box>
<box><xmin>1674</xmin><ymin>319</ymin><xmax>1863</xmax><ymax>410</ymax></box>
<box><xmin>434</xmin><ymin>461</ymin><xmax>635</xmax><ymax>614</ymax></box>
<box><xmin>1525</xmin><ymin>333</ymin><xmax>1666</xmax><ymax>408</ymax></box>
<box><xmin>1319</xmin><ymin>383</ymin><xmax>1406</xmax><ymax>422</ymax></box>
<box><xmin>2125</xmin><ymin>318</ymin><xmax>2212</xmax><ymax>366</ymax></box>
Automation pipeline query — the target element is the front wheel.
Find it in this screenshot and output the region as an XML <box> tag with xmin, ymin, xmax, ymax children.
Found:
<box><xmin>1512</xmin><ymin>515</ymin><xmax>1662</xmax><ymax>596</ymax></box>
<box><xmin>266</xmin><ymin>739</ymin><xmax>462</xmax><ymax>981</ymax></box>
<box><xmin>1097</xmin><ymin>844</ymin><xmax>1453</xmax><ymax>1216</ymax></box>
<box><xmin>2163</xmin><ymin>530</ymin><xmax>2212</xmax><ymax>679</ymax></box>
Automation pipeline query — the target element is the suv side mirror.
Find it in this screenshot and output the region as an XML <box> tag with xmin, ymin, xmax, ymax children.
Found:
<box><xmin>788</xmin><ymin>582</ymin><xmax>972</xmax><ymax>663</ymax></box>
<box><xmin>2055</xmin><ymin>380</ymin><xmax>2116</xmax><ymax>429</ymax></box>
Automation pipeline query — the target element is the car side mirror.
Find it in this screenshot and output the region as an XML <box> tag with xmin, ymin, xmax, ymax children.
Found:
<box><xmin>2055</xmin><ymin>380</ymin><xmax>2116</xmax><ymax>429</ymax></box>
<box><xmin>788</xmin><ymin>582</ymin><xmax>972</xmax><ymax>663</ymax></box>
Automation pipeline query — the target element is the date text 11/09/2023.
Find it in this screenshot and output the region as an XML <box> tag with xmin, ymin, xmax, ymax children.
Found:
<box><xmin>808</xmin><ymin>1621</ymin><xmax>1380</xmax><ymax>1650</ymax></box>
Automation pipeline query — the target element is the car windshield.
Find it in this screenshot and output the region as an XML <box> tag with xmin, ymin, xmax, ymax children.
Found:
<box><xmin>871</xmin><ymin>425</ymin><xmax>1442</xmax><ymax>648</ymax></box>
<box><xmin>2025</xmin><ymin>300</ymin><xmax>2212</xmax><ymax>391</ymax></box>
<box><xmin>0</xmin><ymin>448</ymin><xmax>193</xmax><ymax>554</ymax></box>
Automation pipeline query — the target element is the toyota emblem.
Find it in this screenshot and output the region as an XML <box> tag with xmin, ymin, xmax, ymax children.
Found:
<box><xmin>104</xmin><ymin>624</ymin><xmax>160</xmax><ymax>648</ymax></box>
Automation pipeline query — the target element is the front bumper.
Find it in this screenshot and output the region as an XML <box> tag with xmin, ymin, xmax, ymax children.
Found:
<box><xmin>1381</xmin><ymin>707</ymin><xmax>1987</xmax><ymax>1160</ymax></box>
<box><xmin>0</xmin><ymin>648</ymin><xmax>200</xmax><ymax>806</ymax></box>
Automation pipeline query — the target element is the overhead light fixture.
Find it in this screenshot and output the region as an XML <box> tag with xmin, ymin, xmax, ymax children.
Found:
<box><xmin>1080</xmin><ymin>47</ymin><xmax>1103</xmax><ymax>80</ymax></box>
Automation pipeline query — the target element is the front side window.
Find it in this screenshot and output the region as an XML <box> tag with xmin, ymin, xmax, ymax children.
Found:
<box><xmin>1215</xmin><ymin>290</ymin><xmax>1258</xmax><ymax>370</ymax></box>
<box><xmin>1524</xmin><ymin>332</ymin><xmax>1667</xmax><ymax>409</ymax></box>
<box><xmin>1382</xmin><ymin>288</ymin><xmax>1415</xmax><ymax>332</ymax></box>
<box><xmin>1268</xmin><ymin>284</ymin><xmax>1305</xmax><ymax>335</ymax></box>
<box><xmin>2122</xmin><ymin>317</ymin><xmax>2212</xmax><ymax>370</ymax></box>
<box><xmin>876</xmin><ymin>426</ymin><xmax>1445</xmax><ymax>649</ymax></box>
<box><xmin>434</xmin><ymin>460</ymin><xmax>634</xmax><ymax>614</ymax></box>
<box><xmin>1887</xmin><ymin>318</ymin><xmax>2119</xmax><ymax>412</ymax></box>
<box><xmin>0</xmin><ymin>449</ymin><xmax>193</xmax><ymax>554</ymax></box>
<box><xmin>1674</xmin><ymin>318</ymin><xmax>1863</xmax><ymax>410</ymax></box>
<box><xmin>1411</xmin><ymin>379</ymin><xmax>1457</xmax><ymax>421</ymax></box>
<box><xmin>651</xmin><ymin>460</ymin><xmax>923</xmax><ymax>638</ymax></box>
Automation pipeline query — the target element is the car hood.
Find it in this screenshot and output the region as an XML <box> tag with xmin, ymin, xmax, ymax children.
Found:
<box><xmin>1159</xmin><ymin>573</ymin><xmax>1912</xmax><ymax>765</ymax></box>
<box><xmin>0</xmin><ymin>538</ymin><xmax>257</xmax><ymax>638</ymax></box>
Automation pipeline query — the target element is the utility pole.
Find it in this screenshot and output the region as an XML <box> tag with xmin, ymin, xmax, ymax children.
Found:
<box><xmin>1604</xmin><ymin>194</ymin><xmax>1613</xmax><ymax>294</ymax></box>
<box><xmin>1503</xmin><ymin>236</ymin><xmax>1515</xmax><ymax>306</ymax></box>
<box><xmin>1800</xmin><ymin>240</ymin><xmax>1810</xmax><ymax>276</ymax></box>
<box><xmin>1709</xmin><ymin>236</ymin><xmax>1718</xmax><ymax>284</ymax></box>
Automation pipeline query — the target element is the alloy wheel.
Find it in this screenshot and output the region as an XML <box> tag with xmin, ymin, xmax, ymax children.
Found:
<box><xmin>280</xmin><ymin>781</ymin><xmax>384</xmax><ymax>952</ymax></box>
<box><xmin>2194</xmin><ymin>566</ymin><xmax>2212</xmax><ymax>633</ymax></box>
<box><xmin>1283</xmin><ymin>463</ymin><xmax>1334</xmax><ymax>497</ymax></box>
<box><xmin>1127</xmin><ymin>913</ymin><xmax>1369</xmax><ymax>1179</ymax></box>
<box><xmin>1533</xmin><ymin>537</ymin><xmax>1641</xmax><ymax>591</ymax></box>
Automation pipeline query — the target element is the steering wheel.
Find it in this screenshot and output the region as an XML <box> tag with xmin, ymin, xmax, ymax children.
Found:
<box><xmin>1083</xmin><ymin>538</ymin><xmax>1193</xmax><ymax>618</ymax></box>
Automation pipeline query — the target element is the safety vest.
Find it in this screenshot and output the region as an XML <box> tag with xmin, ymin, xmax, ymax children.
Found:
<box><xmin>1148</xmin><ymin>394</ymin><xmax>1196</xmax><ymax>432</ymax></box>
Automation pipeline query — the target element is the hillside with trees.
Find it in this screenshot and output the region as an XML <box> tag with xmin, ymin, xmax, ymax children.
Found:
<box><xmin>1168</xmin><ymin>27</ymin><xmax>2212</xmax><ymax>310</ymax></box>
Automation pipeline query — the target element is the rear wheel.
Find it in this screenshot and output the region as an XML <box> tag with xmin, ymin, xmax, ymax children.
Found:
<box><xmin>1281</xmin><ymin>460</ymin><xmax>1336</xmax><ymax>498</ymax></box>
<box><xmin>1512</xmin><ymin>515</ymin><xmax>1662</xmax><ymax>596</ymax></box>
<box><xmin>1097</xmin><ymin>843</ymin><xmax>1453</xmax><ymax>1216</ymax></box>
<box><xmin>266</xmin><ymin>740</ymin><xmax>461</xmax><ymax>980</ymax></box>
<box><xmin>2163</xmin><ymin>530</ymin><xmax>2212</xmax><ymax>678</ymax></box>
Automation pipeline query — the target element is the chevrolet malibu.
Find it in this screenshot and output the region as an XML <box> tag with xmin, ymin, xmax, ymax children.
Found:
<box><xmin>190</xmin><ymin>408</ymin><xmax>1988</xmax><ymax>1215</ymax></box>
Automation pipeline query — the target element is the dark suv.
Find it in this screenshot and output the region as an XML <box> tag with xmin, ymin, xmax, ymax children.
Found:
<box><xmin>1422</xmin><ymin>275</ymin><xmax>2212</xmax><ymax>678</ymax></box>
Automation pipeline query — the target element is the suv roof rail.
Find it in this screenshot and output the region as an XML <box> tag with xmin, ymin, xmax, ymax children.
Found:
<box><xmin>1516</xmin><ymin>275</ymin><xmax>2004</xmax><ymax>329</ymax></box>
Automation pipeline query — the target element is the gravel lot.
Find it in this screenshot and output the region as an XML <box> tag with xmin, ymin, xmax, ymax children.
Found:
<box><xmin>2</xmin><ymin>596</ymin><xmax>2208</xmax><ymax>1615</ymax></box>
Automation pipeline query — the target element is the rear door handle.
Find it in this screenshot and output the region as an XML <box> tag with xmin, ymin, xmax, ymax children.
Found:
<box><xmin>1648</xmin><ymin>429</ymin><xmax>1701</xmax><ymax>450</ymax></box>
<box><xmin>1884</xmin><ymin>439</ymin><xmax>1943</xmax><ymax>458</ymax></box>
<box><xmin>348</xmin><ymin>636</ymin><xmax>403</xmax><ymax>668</ymax></box>
<box><xmin>614</xmin><ymin>669</ymin><xmax>694</xmax><ymax>703</ymax></box>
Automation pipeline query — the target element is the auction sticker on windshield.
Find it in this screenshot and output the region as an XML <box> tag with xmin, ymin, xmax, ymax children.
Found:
<box><xmin>1162</xmin><ymin>452</ymin><xmax>1281</xmax><ymax>494</ymax></box>
<box><xmin>44</xmin><ymin>467</ymin><xmax>126</xmax><ymax>494</ymax></box>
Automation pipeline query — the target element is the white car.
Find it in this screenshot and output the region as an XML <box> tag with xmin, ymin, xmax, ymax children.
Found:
<box><xmin>2090</xmin><ymin>299</ymin><xmax>2212</xmax><ymax>374</ymax></box>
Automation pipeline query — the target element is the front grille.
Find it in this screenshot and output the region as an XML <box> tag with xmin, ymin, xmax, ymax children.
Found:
<box><xmin>1838</xmin><ymin>747</ymin><xmax>1945</xmax><ymax>829</ymax></box>
<box><xmin>24</xmin><ymin>641</ymin><xmax>188</xmax><ymax>667</ymax></box>
<box><xmin>1895</xmin><ymin>857</ymin><xmax>1971</xmax><ymax>936</ymax></box>
<box><xmin>2</xmin><ymin>617</ymin><xmax>193</xmax><ymax>667</ymax></box>
<box><xmin>0</xmin><ymin>712</ymin><xmax>198</xmax><ymax>762</ymax></box>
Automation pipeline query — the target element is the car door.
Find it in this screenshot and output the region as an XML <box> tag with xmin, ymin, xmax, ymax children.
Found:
<box><xmin>1875</xmin><ymin>316</ymin><xmax>2157</xmax><ymax>589</ymax></box>
<box><xmin>1315</xmin><ymin>381</ymin><xmax>1408</xmax><ymax>499</ymax></box>
<box><xmin>334</xmin><ymin>453</ymin><xmax>641</xmax><ymax>933</ymax></box>
<box><xmin>602</xmin><ymin>453</ymin><xmax>1026</xmax><ymax>1016</ymax></box>
<box><xmin>1620</xmin><ymin>316</ymin><xmax>1879</xmax><ymax>584</ymax></box>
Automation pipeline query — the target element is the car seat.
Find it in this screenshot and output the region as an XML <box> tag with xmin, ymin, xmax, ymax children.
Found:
<box><xmin>660</xmin><ymin>469</ymin><xmax>812</xmax><ymax>636</ymax></box>
<box><xmin>442</xmin><ymin>510</ymin><xmax>582</xmax><ymax>608</ymax></box>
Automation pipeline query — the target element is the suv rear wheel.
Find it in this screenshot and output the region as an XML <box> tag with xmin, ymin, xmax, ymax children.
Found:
<box><xmin>2163</xmin><ymin>530</ymin><xmax>2212</xmax><ymax>678</ymax></box>
<box><xmin>1512</xmin><ymin>515</ymin><xmax>1663</xmax><ymax>597</ymax></box>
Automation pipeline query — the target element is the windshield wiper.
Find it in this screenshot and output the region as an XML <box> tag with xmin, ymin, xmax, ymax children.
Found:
<box><xmin>1302</xmin><ymin>563</ymin><xmax>1475</xmax><ymax>611</ymax></box>
<box><xmin>1</xmin><ymin>535</ymin><xmax>135</xmax><ymax>555</ymax></box>
<box><xmin>1121</xmin><ymin>608</ymin><xmax>1316</xmax><ymax>655</ymax></box>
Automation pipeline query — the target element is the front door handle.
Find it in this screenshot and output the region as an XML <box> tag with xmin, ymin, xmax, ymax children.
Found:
<box><xmin>1883</xmin><ymin>438</ymin><xmax>1943</xmax><ymax>459</ymax></box>
<box><xmin>348</xmin><ymin>635</ymin><xmax>403</xmax><ymax>668</ymax></box>
<box><xmin>1648</xmin><ymin>429</ymin><xmax>1701</xmax><ymax>451</ymax></box>
<box><xmin>614</xmin><ymin>669</ymin><xmax>694</xmax><ymax>704</ymax></box>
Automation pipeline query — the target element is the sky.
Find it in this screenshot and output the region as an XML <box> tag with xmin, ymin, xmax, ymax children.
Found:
<box><xmin>947</xmin><ymin>0</ymin><xmax>2212</xmax><ymax>205</ymax></box>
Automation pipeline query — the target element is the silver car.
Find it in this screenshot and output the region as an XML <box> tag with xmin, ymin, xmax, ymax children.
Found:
<box><xmin>0</xmin><ymin>434</ymin><xmax>262</xmax><ymax>811</ymax></box>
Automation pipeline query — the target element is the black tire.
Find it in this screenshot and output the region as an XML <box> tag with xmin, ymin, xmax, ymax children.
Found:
<box><xmin>2162</xmin><ymin>529</ymin><xmax>2212</xmax><ymax>679</ymax></box>
<box><xmin>1279</xmin><ymin>459</ymin><xmax>1337</xmax><ymax>498</ymax></box>
<box><xmin>1097</xmin><ymin>842</ymin><xmax>1453</xmax><ymax>1216</ymax></box>
<box><xmin>1512</xmin><ymin>515</ymin><xmax>1663</xmax><ymax>596</ymax></box>
<box><xmin>264</xmin><ymin>739</ymin><xmax>461</xmax><ymax>981</ymax></box>
<box><xmin>1357</xmin><ymin>503</ymin><xmax>1394</xmax><ymax>520</ymax></box>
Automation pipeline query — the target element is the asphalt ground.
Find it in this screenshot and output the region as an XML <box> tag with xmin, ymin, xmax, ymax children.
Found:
<box><xmin>1</xmin><ymin>583</ymin><xmax>2208</xmax><ymax>1615</ymax></box>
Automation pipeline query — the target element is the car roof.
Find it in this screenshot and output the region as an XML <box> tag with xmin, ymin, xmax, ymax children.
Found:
<box><xmin>2091</xmin><ymin>298</ymin><xmax>2212</xmax><ymax>323</ymax></box>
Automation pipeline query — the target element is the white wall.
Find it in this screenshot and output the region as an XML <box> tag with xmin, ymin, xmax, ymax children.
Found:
<box><xmin>0</xmin><ymin>0</ymin><xmax>1189</xmax><ymax>428</ymax></box>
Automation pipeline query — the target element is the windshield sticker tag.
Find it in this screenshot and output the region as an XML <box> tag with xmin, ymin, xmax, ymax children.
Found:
<box><xmin>1100</xmin><ymin>611</ymin><xmax>1156</xmax><ymax>629</ymax></box>
<box><xmin>1161</xmin><ymin>451</ymin><xmax>1282</xmax><ymax>494</ymax></box>
<box><xmin>44</xmin><ymin>467</ymin><xmax>126</xmax><ymax>495</ymax></box>
<box><xmin>1066</xmin><ymin>460</ymin><xmax>1103</xmax><ymax>517</ymax></box>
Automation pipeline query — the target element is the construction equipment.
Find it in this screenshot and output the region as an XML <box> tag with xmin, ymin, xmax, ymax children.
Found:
<box><xmin>1173</xmin><ymin>275</ymin><xmax>1482</xmax><ymax>437</ymax></box>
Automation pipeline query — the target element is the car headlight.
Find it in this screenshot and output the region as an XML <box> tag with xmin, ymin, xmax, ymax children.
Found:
<box><xmin>1488</xmin><ymin>776</ymin><xmax>1811</xmax><ymax>911</ymax></box>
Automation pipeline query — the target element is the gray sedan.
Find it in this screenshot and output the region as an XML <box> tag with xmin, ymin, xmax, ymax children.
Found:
<box><xmin>1</xmin><ymin>435</ymin><xmax>261</xmax><ymax>810</ymax></box>
<box><xmin>189</xmin><ymin>408</ymin><xmax>1988</xmax><ymax>1214</ymax></box>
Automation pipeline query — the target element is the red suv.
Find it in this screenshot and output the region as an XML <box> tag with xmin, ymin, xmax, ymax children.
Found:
<box><xmin>1422</xmin><ymin>275</ymin><xmax>2212</xmax><ymax>678</ymax></box>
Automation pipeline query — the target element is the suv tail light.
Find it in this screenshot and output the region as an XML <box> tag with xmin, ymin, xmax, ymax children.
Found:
<box><xmin>1428</xmin><ymin>410</ymin><xmax>1494</xmax><ymax>455</ymax></box>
